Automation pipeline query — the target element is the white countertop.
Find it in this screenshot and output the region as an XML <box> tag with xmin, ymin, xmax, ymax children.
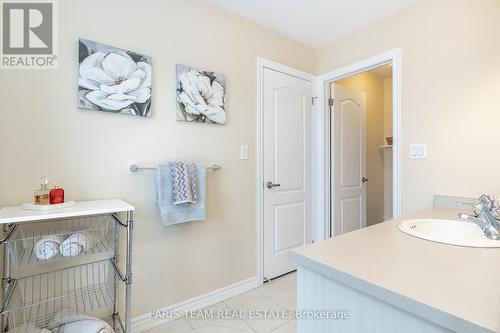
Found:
<box><xmin>0</xmin><ymin>199</ymin><xmax>135</xmax><ymax>224</ymax></box>
<box><xmin>290</xmin><ymin>208</ymin><xmax>500</xmax><ymax>333</ymax></box>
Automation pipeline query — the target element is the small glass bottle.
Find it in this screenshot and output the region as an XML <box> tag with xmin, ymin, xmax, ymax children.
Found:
<box><xmin>34</xmin><ymin>176</ymin><xmax>50</xmax><ymax>205</ymax></box>
<box><xmin>50</xmin><ymin>186</ymin><xmax>65</xmax><ymax>204</ymax></box>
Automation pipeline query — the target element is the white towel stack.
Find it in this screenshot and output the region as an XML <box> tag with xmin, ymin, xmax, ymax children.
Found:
<box><xmin>33</xmin><ymin>231</ymin><xmax>98</xmax><ymax>260</ymax></box>
<box><xmin>48</xmin><ymin>313</ymin><xmax>114</xmax><ymax>333</ymax></box>
<box><xmin>34</xmin><ymin>235</ymin><xmax>64</xmax><ymax>260</ymax></box>
<box><xmin>59</xmin><ymin>231</ymin><xmax>97</xmax><ymax>257</ymax></box>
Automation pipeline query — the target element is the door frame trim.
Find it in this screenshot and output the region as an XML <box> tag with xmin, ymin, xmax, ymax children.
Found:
<box><xmin>314</xmin><ymin>48</ymin><xmax>402</xmax><ymax>239</ymax></box>
<box><xmin>256</xmin><ymin>57</ymin><xmax>315</xmax><ymax>284</ymax></box>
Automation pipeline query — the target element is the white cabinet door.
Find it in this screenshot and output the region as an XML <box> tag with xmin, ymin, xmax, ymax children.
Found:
<box><xmin>263</xmin><ymin>68</ymin><xmax>313</xmax><ymax>279</ymax></box>
<box><xmin>331</xmin><ymin>83</ymin><xmax>366</xmax><ymax>235</ymax></box>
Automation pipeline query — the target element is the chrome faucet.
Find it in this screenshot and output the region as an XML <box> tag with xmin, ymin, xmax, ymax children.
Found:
<box><xmin>458</xmin><ymin>204</ymin><xmax>500</xmax><ymax>240</ymax></box>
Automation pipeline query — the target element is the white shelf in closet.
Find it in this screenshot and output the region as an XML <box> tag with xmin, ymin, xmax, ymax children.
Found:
<box><xmin>379</xmin><ymin>145</ymin><xmax>393</xmax><ymax>149</ymax></box>
<box><xmin>0</xmin><ymin>199</ymin><xmax>135</xmax><ymax>224</ymax></box>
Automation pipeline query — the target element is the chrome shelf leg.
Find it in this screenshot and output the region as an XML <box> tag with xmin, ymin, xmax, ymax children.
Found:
<box><xmin>1</xmin><ymin>224</ymin><xmax>13</xmax><ymax>333</ymax></box>
<box><xmin>125</xmin><ymin>210</ymin><xmax>133</xmax><ymax>332</ymax></box>
<box><xmin>112</xmin><ymin>214</ymin><xmax>120</xmax><ymax>330</ymax></box>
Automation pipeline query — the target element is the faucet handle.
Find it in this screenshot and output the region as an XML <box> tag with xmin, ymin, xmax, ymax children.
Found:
<box><xmin>478</xmin><ymin>194</ymin><xmax>500</xmax><ymax>218</ymax></box>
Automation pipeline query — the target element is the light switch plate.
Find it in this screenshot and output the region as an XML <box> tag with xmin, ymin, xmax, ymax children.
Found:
<box><xmin>409</xmin><ymin>144</ymin><xmax>427</xmax><ymax>159</ymax></box>
<box><xmin>240</xmin><ymin>145</ymin><xmax>249</xmax><ymax>160</ymax></box>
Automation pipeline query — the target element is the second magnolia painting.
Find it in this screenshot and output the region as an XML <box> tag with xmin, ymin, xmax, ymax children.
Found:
<box><xmin>176</xmin><ymin>64</ymin><xmax>227</xmax><ymax>125</ymax></box>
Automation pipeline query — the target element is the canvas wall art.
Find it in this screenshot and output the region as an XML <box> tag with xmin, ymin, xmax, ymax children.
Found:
<box><xmin>176</xmin><ymin>64</ymin><xmax>226</xmax><ymax>124</ymax></box>
<box><xmin>78</xmin><ymin>38</ymin><xmax>152</xmax><ymax>117</ymax></box>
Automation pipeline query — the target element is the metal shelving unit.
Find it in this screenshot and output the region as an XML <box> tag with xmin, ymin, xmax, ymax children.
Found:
<box><xmin>0</xmin><ymin>199</ymin><xmax>134</xmax><ymax>333</ymax></box>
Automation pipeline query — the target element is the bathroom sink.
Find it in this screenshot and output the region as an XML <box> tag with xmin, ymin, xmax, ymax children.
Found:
<box><xmin>398</xmin><ymin>219</ymin><xmax>500</xmax><ymax>248</ymax></box>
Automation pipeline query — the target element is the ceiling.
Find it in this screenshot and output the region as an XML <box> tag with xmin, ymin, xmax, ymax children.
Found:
<box><xmin>207</xmin><ymin>0</ymin><xmax>417</xmax><ymax>48</ymax></box>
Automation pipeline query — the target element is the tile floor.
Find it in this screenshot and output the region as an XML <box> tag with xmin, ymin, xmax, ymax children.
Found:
<box><xmin>146</xmin><ymin>272</ymin><xmax>297</xmax><ymax>333</ymax></box>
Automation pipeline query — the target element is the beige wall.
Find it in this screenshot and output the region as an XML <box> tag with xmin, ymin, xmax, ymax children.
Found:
<box><xmin>317</xmin><ymin>0</ymin><xmax>500</xmax><ymax>214</ymax></box>
<box><xmin>383</xmin><ymin>78</ymin><xmax>393</xmax><ymax>219</ymax></box>
<box><xmin>337</xmin><ymin>72</ymin><xmax>385</xmax><ymax>226</ymax></box>
<box><xmin>0</xmin><ymin>0</ymin><xmax>315</xmax><ymax>317</ymax></box>
<box><xmin>383</xmin><ymin>78</ymin><xmax>393</xmax><ymax>139</ymax></box>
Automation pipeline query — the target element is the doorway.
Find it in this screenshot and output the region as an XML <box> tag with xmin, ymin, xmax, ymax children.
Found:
<box><xmin>331</xmin><ymin>64</ymin><xmax>393</xmax><ymax>235</ymax></box>
<box><xmin>314</xmin><ymin>48</ymin><xmax>401</xmax><ymax>239</ymax></box>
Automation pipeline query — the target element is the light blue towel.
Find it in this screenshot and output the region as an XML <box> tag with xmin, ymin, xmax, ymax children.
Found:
<box><xmin>156</xmin><ymin>164</ymin><xmax>206</xmax><ymax>226</ymax></box>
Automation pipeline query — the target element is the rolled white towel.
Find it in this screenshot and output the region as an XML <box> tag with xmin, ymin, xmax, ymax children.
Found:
<box><xmin>54</xmin><ymin>319</ymin><xmax>114</xmax><ymax>333</ymax></box>
<box><xmin>34</xmin><ymin>235</ymin><xmax>63</xmax><ymax>260</ymax></box>
<box><xmin>48</xmin><ymin>314</ymin><xmax>114</xmax><ymax>333</ymax></box>
<box><xmin>59</xmin><ymin>231</ymin><xmax>96</xmax><ymax>257</ymax></box>
<box><xmin>7</xmin><ymin>322</ymin><xmax>51</xmax><ymax>333</ymax></box>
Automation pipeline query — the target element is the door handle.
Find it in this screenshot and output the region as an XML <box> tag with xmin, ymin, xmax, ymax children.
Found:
<box><xmin>266</xmin><ymin>181</ymin><xmax>281</xmax><ymax>189</ymax></box>
<box><xmin>362</xmin><ymin>177</ymin><xmax>369</xmax><ymax>183</ymax></box>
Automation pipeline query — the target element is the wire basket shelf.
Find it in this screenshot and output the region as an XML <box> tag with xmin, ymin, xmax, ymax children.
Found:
<box><xmin>3</xmin><ymin>260</ymin><xmax>118</xmax><ymax>332</ymax></box>
<box><xmin>5</xmin><ymin>316</ymin><xmax>124</xmax><ymax>333</ymax></box>
<box><xmin>6</xmin><ymin>216</ymin><xmax>116</xmax><ymax>274</ymax></box>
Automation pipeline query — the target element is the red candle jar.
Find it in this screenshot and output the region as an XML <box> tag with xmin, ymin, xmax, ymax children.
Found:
<box><xmin>49</xmin><ymin>187</ymin><xmax>65</xmax><ymax>204</ymax></box>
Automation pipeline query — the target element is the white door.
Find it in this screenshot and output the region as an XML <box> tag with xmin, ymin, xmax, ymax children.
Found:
<box><xmin>263</xmin><ymin>67</ymin><xmax>313</xmax><ymax>280</ymax></box>
<box><xmin>331</xmin><ymin>83</ymin><xmax>367</xmax><ymax>236</ymax></box>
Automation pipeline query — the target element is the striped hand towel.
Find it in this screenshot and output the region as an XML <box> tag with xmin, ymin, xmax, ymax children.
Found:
<box><xmin>156</xmin><ymin>164</ymin><xmax>206</xmax><ymax>225</ymax></box>
<box><xmin>170</xmin><ymin>161</ymin><xmax>199</xmax><ymax>205</ymax></box>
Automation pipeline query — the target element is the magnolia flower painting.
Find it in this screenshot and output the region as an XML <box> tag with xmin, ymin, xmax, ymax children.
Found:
<box><xmin>78</xmin><ymin>39</ymin><xmax>152</xmax><ymax>117</ymax></box>
<box><xmin>176</xmin><ymin>64</ymin><xmax>226</xmax><ymax>124</ymax></box>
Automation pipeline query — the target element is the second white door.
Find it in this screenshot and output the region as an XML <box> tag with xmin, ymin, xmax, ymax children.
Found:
<box><xmin>263</xmin><ymin>67</ymin><xmax>313</xmax><ymax>280</ymax></box>
<box><xmin>331</xmin><ymin>83</ymin><xmax>367</xmax><ymax>236</ymax></box>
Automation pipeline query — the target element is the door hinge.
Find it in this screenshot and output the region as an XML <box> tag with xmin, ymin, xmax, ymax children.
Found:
<box><xmin>312</xmin><ymin>97</ymin><xmax>318</xmax><ymax>105</ymax></box>
<box><xmin>328</xmin><ymin>98</ymin><xmax>334</xmax><ymax>106</ymax></box>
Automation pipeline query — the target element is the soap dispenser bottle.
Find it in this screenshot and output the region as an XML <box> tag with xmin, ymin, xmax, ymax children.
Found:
<box><xmin>34</xmin><ymin>176</ymin><xmax>50</xmax><ymax>205</ymax></box>
<box><xmin>50</xmin><ymin>186</ymin><xmax>64</xmax><ymax>204</ymax></box>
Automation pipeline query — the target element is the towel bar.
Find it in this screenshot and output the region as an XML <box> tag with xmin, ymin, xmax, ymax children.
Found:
<box><xmin>129</xmin><ymin>163</ymin><xmax>221</xmax><ymax>172</ymax></box>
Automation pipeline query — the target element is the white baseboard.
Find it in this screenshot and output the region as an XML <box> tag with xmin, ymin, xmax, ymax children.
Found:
<box><xmin>131</xmin><ymin>276</ymin><xmax>260</xmax><ymax>332</ymax></box>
